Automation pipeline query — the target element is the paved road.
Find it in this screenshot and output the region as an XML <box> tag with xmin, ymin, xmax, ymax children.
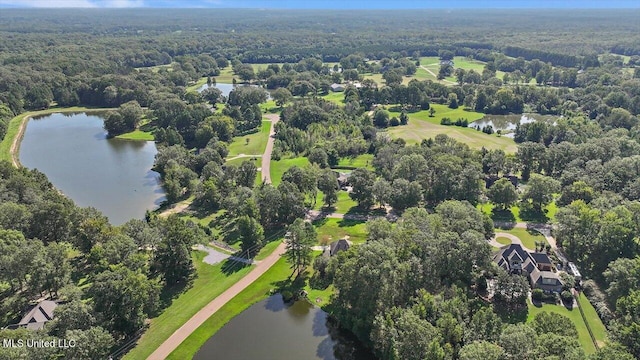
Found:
<box><xmin>148</xmin><ymin>241</ymin><xmax>287</xmax><ymax>360</ymax></box>
<box><xmin>261</xmin><ymin>113</ymin><xmax>279</xmax><ymax>184</ymax></box>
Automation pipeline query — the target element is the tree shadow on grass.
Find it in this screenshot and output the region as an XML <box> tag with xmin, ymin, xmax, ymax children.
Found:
<box><xmin>494</xmin><ymin>302</ymin><xmax>528</xmax><ymax>324</ymax></box>
<box><xmin>337</xmin><ymin>219</ymin><xmax>366</xmax><ymax>228</ymax></box>
<box><xmin>490</xmin><ymin>208</ymin><xmax>517</xmax><ymax>224</ymax></box>
<box><xmin>220</xmin><ymin>257</ymin><xmax>252</xmax><ymax>276</ymax></box>
<box><xmin>519</xmin><ymin>203</ymin><xmax>550</xmax><ymax>223</ymax></box>
<box><xmin>156</xmin><ymin>278</ymin><xmax>194</xmax><ymax>316</ymax></box>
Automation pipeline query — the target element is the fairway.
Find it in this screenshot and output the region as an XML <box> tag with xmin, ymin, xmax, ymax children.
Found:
<box><xmin>227</xmin><ymin>121</ymin><xmax>271</xmax><ymax>157</ymax></box>
<box><xmin>386</xmin><ymin>104</ymin><xmax>517</xmax><ymax>153</ymax></box>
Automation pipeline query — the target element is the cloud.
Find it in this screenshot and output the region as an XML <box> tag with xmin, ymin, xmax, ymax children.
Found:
<box><xmin>0</xmin><ymin>0</ymin><xmax>97</xmax><ymax>7</ymax></box>
<box><xmin>0</xmin><ymin>0</ymin><xmax>144</xmax><ymax>7</ymax></box>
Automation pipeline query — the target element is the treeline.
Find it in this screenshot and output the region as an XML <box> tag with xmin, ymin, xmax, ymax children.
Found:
<box><xmin>503</xmin><ymin>46</ymin><xmax>581</xmax><ymax>68</ymax></box>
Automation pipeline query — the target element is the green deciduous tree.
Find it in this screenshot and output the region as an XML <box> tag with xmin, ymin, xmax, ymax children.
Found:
<box><xmin>89</xmin><ymin>265</ymin><xmax>160</xmax><ymax>337</ymax></box>
<box><xmin>487</xmin><ymin>178</ymin><xmax>518</xmax><ymax>210</ymax></box>
<box><xmin>522</xmin><ymin>174</ymin><xmax>560</xmax><ymax>210</ymax></box>
<box><xmin>285</xmin><ymin>218</ymin><xmax>317</xmax><ymax>277</ymax></box>
<box><xmin>237</xmin><ymin>215</ymin><xmax>264</xmax><ymax>255</ymax></box>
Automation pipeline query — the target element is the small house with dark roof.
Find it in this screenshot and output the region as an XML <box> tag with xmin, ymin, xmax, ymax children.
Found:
<box><xmin>494</xmin><ymin>244</ymin><xmax>562</xmax><ymax>293</ymax></box>
<box><xmin>324</xmin><ymin>238</ymin><xmax>351</xmax><ymax>257</ymax></box>
<box><xmin>10</xmin><ymin>300</ymin><xmax>58</xmax><ymax>330</ymax></box>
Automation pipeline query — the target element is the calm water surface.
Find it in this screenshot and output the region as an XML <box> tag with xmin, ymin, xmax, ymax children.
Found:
<box><xmin>197</xmin><ymin>82</ymin><xmax>271</xmax><ymax>99</ymax></box>
<box><xmin>19</xmin><ymin>112</ymin><xmax>165</xmax><ymax>225</ymax></box>
<box><xmin>194</xmin><ymin>295</ymin><xmax>374</xmax><ymax>360</ymax></box>
<box><xmin>469</xmin><ymin>113</ymin><xmax>558</xmax><ymax>135</ymax></box>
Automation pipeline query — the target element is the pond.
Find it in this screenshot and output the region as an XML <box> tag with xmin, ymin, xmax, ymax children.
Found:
<box><xmin>197</xmin><ymin>82</ymin><xmax>271</xmax><ymax>99</ymax></box>
<box><xmin>194</xmin><ymin>294</ymin><xmax>374</xmax><ymax>360</ymax></box>
<box><xmin>469</xmin><ymin>113</ymin><xmax>558</xmax><ymax>135</ymax></box>
<box><xmin>19</xmin><ymin>112</ymin><xmax>165</xmax><ymax>225</ymax></box>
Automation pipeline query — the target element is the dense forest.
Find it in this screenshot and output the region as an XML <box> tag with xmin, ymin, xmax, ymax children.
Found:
<box><xmin>0</xmin><ymin>8</ymin><xmax>639</xmax><ymax>360</ymax></box>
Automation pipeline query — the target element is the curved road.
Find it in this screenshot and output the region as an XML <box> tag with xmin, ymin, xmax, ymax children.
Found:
<box><xmin>147</xmin><ymin>241</ymin><xmax>286</xmax><ymax>360</ymax></box>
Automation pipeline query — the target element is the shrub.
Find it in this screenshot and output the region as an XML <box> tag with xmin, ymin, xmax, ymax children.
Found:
<box><xmin>532</xmin><ymin>288</ymin><xmax>544</xmax><ymax>301</ymax></box>
<box><xmin>440</xmin><ymin>117</ymin><xmax>452</xmax><ymax>125</ymax></box>
<box><xmin>582</xmin><ymin>280</ymin><xmax>614</xmax><ymax>324</ymax></box>
<box><xmin>390</xmin><ymin>117</ymin><xmax>400</xmax><ymax>126</ymax></box>
<box><xmin>561</xmin><ymin>290</ymin><xmax>573</xmax><ymax>303</ymax></box>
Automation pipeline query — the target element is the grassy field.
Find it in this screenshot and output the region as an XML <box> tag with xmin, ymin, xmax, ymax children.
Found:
<box><xmin>385</xmin><ymin>104</ymin><xmax>517</xmax><ymax>152</ymax></box>
<box><xmin>480</xmin><ymin>201</ymin><xmax>558</xmax><ymax>224</ymax></box>
<box><xmin>502</xmin><ymin>227</ymin><xmax>548</xmax><ymax>250</ymax></box>
<box><xmin>336</xmin><ymin>153</ymin><xmax>374</xmax><ymax>169</ymax></box>
<box><xmin>123</xmin><ymin>251</ymin><xmax>254</xmax><ymax>360</ymax></box>
<box><xmin>313</xmin><ymin>217</ymin><xmax>367</xmax><ymax>245</ymax></box>
<box><xmin>0</xmin><ymin>106</ymin><xmax>114</xmax><ymax>164</ymax></box>
<box><xmin>527</xmin><ymin>300</ymin><xmax>599</xmax><ymax>354</ymax></box>
<box><xmin>270</xmin><ymin>157</ymin><xmax>310</xmax><ymax>186</ymax></box>
<box><xmin>166</xmin><ymin>257</ymin><xmax>292</xmax><ymax>360</ymax></box>
<box><xmin>225</xmin><ymin>156</ymin><xmax>262</xmax><ymax>168</ymax></box>
<box><xmin>227</xmin><ymin>121</ymin><xmax>271</xmax><ymax>157</ymax></box>
<box><xmin>320</xmin><ymin>91</ymin><xmax>345</xmax><ymax>105</ymax></box>
<box><xmin>116</xmin><ymin>129</ymin><xmax>154</xmax><ymax>141</ymax></box>
<box><xmin>578</xmin><ymin>293</ymin><xmax>609</xmax><ymax>348</ymax></box>
<box><xmin>315</xmin><ymin>190</ymin><xmax>359</xmax><ymax>214</ymax></box>
<box><xmin>185</xmin><ymin>77</ymin><xmax>209</xmax><ymax>93</ymax></box>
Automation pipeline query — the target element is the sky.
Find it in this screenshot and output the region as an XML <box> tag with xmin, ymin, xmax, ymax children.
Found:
<box><xmin>1</xmin><ymin>0</ymin><xmax>639</xmax><ymax>8</ymax></box>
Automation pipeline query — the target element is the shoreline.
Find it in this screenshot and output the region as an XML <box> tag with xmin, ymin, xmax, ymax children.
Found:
<box><xmin>9</xmin><ymin>113</ymin><xmax>30</xmax><ymax>167</ymax></box>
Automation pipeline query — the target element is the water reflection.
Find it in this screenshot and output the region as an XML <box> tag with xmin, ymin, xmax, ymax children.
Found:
<box><xmin>469</xmin><ymin>113</ymin><xmax>558</xmax><ymax>132</ymax></box>
<box><xmin>194</xmin><ymin>295</ymin><xmax>374</xmax><ymax>360</ymax></box>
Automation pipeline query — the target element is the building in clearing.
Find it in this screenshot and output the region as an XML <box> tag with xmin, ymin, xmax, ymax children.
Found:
<box><xmin>8</xmin><ymin>300</ymin><xmax>58</xmax><ymax>330</ymax></box>
<box><xmin>493</xmin><ymin>244</ymin><xmax>563</xmax><ymax>293</ymax></box>
<box><xmin>323</xmin><ymin>238</ymin><xmax>351</xmax><ymax>257</ymax></box>
<box><xmin>330</xmin><ymin>83</ymin><xmax>345</xmax><ymax>92</ymax></box>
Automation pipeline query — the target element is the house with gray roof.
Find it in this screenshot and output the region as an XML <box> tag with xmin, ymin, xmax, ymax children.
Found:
<box><xmin>8</xmin><ymin>300</ymin><xmax>58</xmax><ymax>330</ymax></box>
<box><xmin>494</xmin><ymin>244</ymin><xmax>562</xmax><ymax>293</ymax></box>
<box><xmin>323</xmin><ymin>238</ymin><xmax>351</xmax><ymax>257</ymax></box>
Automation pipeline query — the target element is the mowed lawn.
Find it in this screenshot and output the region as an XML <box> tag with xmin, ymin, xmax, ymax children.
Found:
<box><xmin>336</xmin><ymin>153</ymin><xmax>374</xmax><ymax>169</ymax></box>
<box><xmin>227</xmin><ymin>121</ymin><xmax>271</xmax><ymax>157</ymax></box>
<box><xmin>116</xmin><ymin>129</ymin><xmax>154</xmax><ymax>141</ymax></box>
<box><xmin>527</xmin><ymin>300</ymin><xmax>601</xmax><ymax>354</ymax></box>
<box><xmin>502</xmin><ymin>227</ymin><xmax>548</xmax><ymax>250</ymax></box>
<box><xmin>315</xmin><ymin>190</ymin><xmax>359</xmax><ymax>214</ymax></box>
<box><xmin>480</xmin><ymin>200</ymin><xmax>558</xmax><ymax>223</ymax></box>
<box><xmin>123</xmin><ymin>251</ymin><xmax>254</xmax><ymax>360</ymax></box>
<box><xmin>578</xmin><ymin>293</ymin><xmax>609</xmax><ymax>348</ymax></box>
<box><xmin>313</xmin><ymin>217</ymin><xmax>368</xmax><ymax>245</ymax></box>
<box><xmin>167</xmin><ymin>257</ymin><xmax>292</xmax><ymax>360</ymax></box>
<box><xmin>270</xmin><ymin>157</ymin><xmax>310</xmax><ymax>186</ymax></box>
<box><xmin>386</xmin><ymin>104</ymin><xmax>517</xmax><ymax>153</ymax></box>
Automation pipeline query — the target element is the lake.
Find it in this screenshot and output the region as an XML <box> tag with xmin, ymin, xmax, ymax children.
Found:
<box><xmin>19</xmin><ymin>112</ymin><xmax>165</xmax><ymax>225</ymax></box>
<box><xmin>197</xmin><ymin>82</ymin><xmax>271</xmax><ymax>99</ymax></box>
<box><xmin>194</xmin><ymin>295</ymin><xmax>374</xmax><ymax>360</ymax></box>
<box><xmin>469</xmin><ymin>113</ymin><xmax>558</xmax><ymax>135</ymax></box>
